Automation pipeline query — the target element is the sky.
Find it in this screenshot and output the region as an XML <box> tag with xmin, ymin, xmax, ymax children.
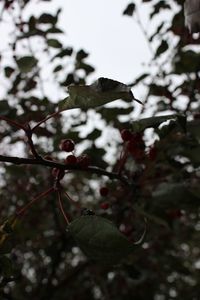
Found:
<box><xmin>38</xmin><ymin>0</ymin><xmax>152</xmax><ymax>84</ymax></box>
<box><xmin>61</xmin><ymin>0</ymin><xmax>151</xmax><ymax>83</ymax></box>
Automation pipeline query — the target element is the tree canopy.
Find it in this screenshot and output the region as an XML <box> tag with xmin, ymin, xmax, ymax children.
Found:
<box><xmin>0</xmin><ymin>1</ymin><xmax>200</xmax><ymax>299</ymax></box>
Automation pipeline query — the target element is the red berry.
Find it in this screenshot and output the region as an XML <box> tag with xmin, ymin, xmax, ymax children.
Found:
<box><xmin>59</xmin><ymin>139</ymin><xmax>75</xmax><ymax>152</ymax></box>
<box><xmin>77</xmin><ymin>154</ymin><xmax>91</xmax><ymax>168</ymax></box>
<box><xmin>100</xmin><ymin>202</ymin><xmax>109</xmax><ymax>210</ymax></box>
<box><xmin>99</xmin><ymin>187</ymin><xmax>109</xmax><ymax>197</ymax></box>
<box><xmin>120</xmin><ymin>129</ymin><xmax>132</xmax><ymax>141</ymax></box>
<box><xmin>65</xmin><ymin>154</ymin><xmax>77</xmax><ymax>164</ymax></box>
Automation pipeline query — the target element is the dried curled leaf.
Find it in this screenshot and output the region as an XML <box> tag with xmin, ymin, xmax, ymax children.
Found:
<box><xmin>67</xmin><ymin>215</ymin><xmax>145</xmax><ymax>264</ymax></box>
<box><xmin>59</xmin><ymin>77</ymin><xmax>142</xmax><ymax>111</ymax></box>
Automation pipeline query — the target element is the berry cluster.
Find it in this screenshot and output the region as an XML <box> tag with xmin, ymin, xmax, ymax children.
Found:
<box><xmin>51</xmin><ymin>139</ymin><xmax>92</xmax><ymax>180</ymax></box>
<box><xmin>119</xmin><ymin>129</ymin><xmax>146</xmax><ymax>166</ymax></box>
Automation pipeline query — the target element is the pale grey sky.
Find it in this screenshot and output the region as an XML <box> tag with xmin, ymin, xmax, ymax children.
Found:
<box><xmin>61</xmin><ymin>0</ymin><xmax>151</xmax><ymax>83</ymax></box>
<box><xmin>41</xmin><ymin>0</ymin><xmax>152</xmax><ymax>84</ymax></box>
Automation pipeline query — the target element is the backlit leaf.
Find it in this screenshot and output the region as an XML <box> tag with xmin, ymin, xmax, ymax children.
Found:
<box><xmin>59</xmin><ymin>77</ymin><xmax>142</xmax><ymax>111</ymax></box>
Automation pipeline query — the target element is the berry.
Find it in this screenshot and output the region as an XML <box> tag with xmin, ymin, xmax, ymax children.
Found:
<box><xmin>99</xmin><ymin>187</ymin><xmax>109</xmax><ymax>197</ymax></box>
<box><xmin>100</xmin><ymin>202</ymin><xmax>109</xmax><ymax>210</ymax></box>
<box><xmin>77</xmin><ymin>154</ymin><xmax>91</xmax><ymax>168</ymax></box>
<box><xmin>59</xmin><ymin>139</ymin><xmax>75</xmax><ymax>152</ymax></box>
<box><xmin>120</xmin><ymin>129</ymin><xmax>132</xmax><ymax>142</ymax></box>
<box><xmin>65</xmin><ymin>154</ymin><xmax>77</xmax><ymax>164</ymax></box>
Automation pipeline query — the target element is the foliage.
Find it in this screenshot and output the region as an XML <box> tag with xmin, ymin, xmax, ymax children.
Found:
<box><xmin>0</xmin><ymin>0</ymin><xmax>199</xmax><ymax>299</ymax></box>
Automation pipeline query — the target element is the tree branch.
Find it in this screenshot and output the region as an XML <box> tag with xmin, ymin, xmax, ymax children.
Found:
<box><xmin>0</xmin><ymin>155</ymin><xmax>130</xmax><ymax>185</ymax></box>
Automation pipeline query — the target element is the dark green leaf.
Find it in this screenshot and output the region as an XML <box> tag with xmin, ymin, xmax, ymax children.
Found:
<box><xmin>0</xmin><ymin>101</ymin><xmax>10</xmax><ymax>116</ymax></box>
<box><xmin>131</xmin><ymin>114</ymin><xmax>183</xmax><ymax>132</ymax></box>
<box><xmin>53</xmin><ymin>48</ymin><xmax>73</xmax><ymax>59</ymax></box>
<box><xmin>16</xmin><ymin>56</ymin><xmax>37</xmax><ymax>73</ymax></box>
<box><xmin>155</xmin><ymin>40</ymin><xmax>169</xmax><ymax>57</ymax></box>
<box><xmin>47</xmin><ymin>39</ymin><xmax>62</xmax><ymax>48</ymax></box>
<box><xmin>0</xmin><ymin>256</ymin><xmax>13</xmax><ymax>277</ymax></box>
<box><xmin>76</xmin><ymin>50</ymin><xmax>88</xmax><ymax>61</ymax></box>
<box><xmin>4</xmin><ymin>67</ymin><xmax>14</xmax><ymax>78</ymax></box>
<box><xmin>53</xmin><ymin>65</ymin><xmax>62</xmax><ymax>72</ymax></box>
<box><xmin>68</xmin><ymin>215</ymin><xmax>135</xmax><ymax>263</ymax></box>
<box><xmin>123</xmin><ymin>3</ymin><xmax>136</xmax><ymax>16</ymax></box>
<box><xmin>38</xmin><ymin>13</ymin><xmax>57</xmax><ymax>24</ymax></box>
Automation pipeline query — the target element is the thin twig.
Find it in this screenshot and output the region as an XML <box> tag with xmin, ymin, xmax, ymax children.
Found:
<box><xmin>24</xmin><ymin>123</ymin><xmax>42</xmax><ymax>159</ymax></box>
<box><xmin>57</xmin><ymin>189</ymin><xmax>70</xmax><ymax>225</ymax></box>
<box><xmin>63</xmin><ymin>190</ymin><xmax>81</xmax><ymax>210</ymax></box>
<box><xmin>0</xmin><ymin>116</ymin><xmax>25</xmax><ymax>131</ymax></box>
<box><xmin>16</xmin><ymin>187</ymin><xmax>54</xmax><ymax>216</ymax></box>
<box><xmin>31</xmin><ymin>110</ymin><xmax>64</xmax><ymax>132</ymax></box>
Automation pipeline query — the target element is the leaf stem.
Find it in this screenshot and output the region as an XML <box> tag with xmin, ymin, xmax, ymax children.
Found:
<box><xmin>57</xmin><ymin>189</ymin><xmax>70</xmax><ymax>225</ymax></box>
<box><xmin>16</xmin><ymin>187</ymin><xmax>54</xmax><ymax>217</ymax></box>
<box><xmin>0</xmin><ymin>116</ymin><xmax>25</xmax><ymax>131</ymax></box>
<box><xmin>32</xmin><ymin>109</ymin><xmax>64</xmax><ymax>132</ymax></box>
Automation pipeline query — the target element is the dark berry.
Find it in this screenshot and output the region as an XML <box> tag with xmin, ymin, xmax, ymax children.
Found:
<box><xmin>120</xmin><ymin>129</ymin><xmax>132</xmax><ymax>141</ymax></box>
<box><xmin>77</xmin><ymin>154</ymin><xmax>91</xmax><ymax>168</ymax></box>
<box><xmin>65</xmin><ymin>154</ymin><xmax>77</xmax><ymax>164</ymax></box>
<box><xmin>100</xmin><ymin>202</ymin><xmax>109</xmax><ymax>210</ymax></box>
<box><xmin>59</xmin><ymin>139</ymin><xmax>75</xmax><ymax>152</ymax></box>
<box><xmin>100</xmin><ymin>187</ymin><xmax>109</xmax><ymax>197</ymax></box>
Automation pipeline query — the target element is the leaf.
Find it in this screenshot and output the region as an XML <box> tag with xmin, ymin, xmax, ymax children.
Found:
<box><xmin>131</xmin><ymin>114</ymin><xmax>185</xmax><ymax>133</ymax></box>
<box><xmin>155</xmin><ymin>40</ymin><xmax>169</xmax><ymax>57</ymax></box>
<box><xmin>47</xmin><ymin>39</ymin><xmax>62</xmax><ymax>48</ymax></box>
<box><xmin>68</xmin><ymin>215</ymin><xmax>138</xmax><ymax>264</ymax></box>
<box><xmin>0</xmin><ymin>256</ymin><xmax>13</xmax><ymax>277</ymax></box>
<box><xmin>123</xmin><ymin>3</ymin><xmax>136</xmax><ymax>16</ymax></box>
<box><xmin>4</xmin><ymin>66</ymin><xmax>15</xmax><ymax>78</ymax></box>
<box><xmin>134</xmin><ymin>205</ymin><xmax>170</xmax><ymax>229</ymax></box>
<box><xmin>187</xmin><ymin>119</ymin><xmax>200</xmax><ymax>142</ymax></box>
<box><xmin>76</xmin><ymin>49</ymin><xmax>88</xmax><ymax>61</ymax></box>
<box><xmin>38</xmin><ymin>13</ymin><xmax>57</xmax><ymax>24</ymax></box>
<box><xmin>53</xmin><ymin>65</ymin><xmax>62</xmax><ymax>73</ymax></box>
<box><xmin>152</xmin><ymin>182</ymin><xmax>199</xmax><ymax>208</ymax></box>
<box><xmin>53</xmin><ymin>48</ymin><xmax>73</xmax><ymax>59</ymax></box>
<box><xmin>150</xmin><ymin>1</ymin><xmax>171</xmax><ymax>19</ymax></box>
<box><xmin>76</xmin><ymin>61</ymin><xmax>95</xmax><ymax>75</ymax></box>
<box><xmin>0</xmin><ymin>101</ymin><xmax>10</xmax><ymax>116</ymax></box>
<box><xmin>0</xmin><ymin>216</ymin><xmax>19</xmax><ymax>249</ymax></box>
<box><xmin>16</xmin><ymin>56</ymin><xmax>37</xmax><ymax>73</ymax></box>
<box><xmin>59</xmin><ymin>77</ymin><xmax>142</xmax><ymax>111</ymax></box>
